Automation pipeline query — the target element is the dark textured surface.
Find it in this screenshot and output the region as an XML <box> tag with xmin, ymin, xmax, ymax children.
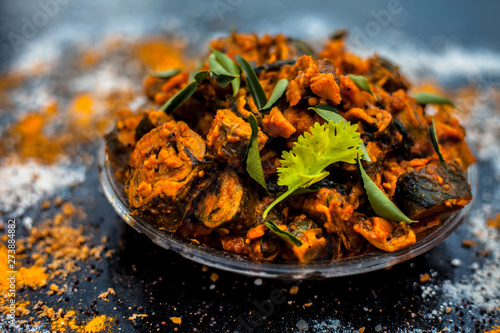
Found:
<box><xmin>1</xmin><ymin>1</ymin><xmax>499</xmax><ymax>332</ymax></box>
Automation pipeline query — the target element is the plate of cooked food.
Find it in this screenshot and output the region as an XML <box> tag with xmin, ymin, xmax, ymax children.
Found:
<box><xmin>98</xmin><ymin>32</ymin><xmax>477</xmax><ymax>279</ymax></box>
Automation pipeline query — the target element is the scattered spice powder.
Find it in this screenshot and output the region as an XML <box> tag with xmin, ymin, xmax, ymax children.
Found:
<box><xmin>98</xmin><ymin>288</ymin><xmax>116</xmax><ymax>302</ymax></box>
<box><xmin>210</xmin><ymin>272</ymin><xmax>219</xmax><ymax>283</ymax></box>
<box><xmin>0</xmin><ymin>35</ymin><xmax>197</xmax><ymax>332</ymax></box>
<box><xmin>419</xmin><ymin>273</ymin><xmax>431</xmax><ymax>283</ymax></box>
<box><xmin>0</xmin><ymin>244</ymin><xmax>47</xmax><ymax>317</ymax></box>
<box><xmin>484</xmin><ymin>327</ymin><xmax>500</xmax><ymax>333</ymax></box>
<box><xmin>83</xmin><ymin>315</ymin><xmax>113</xmax><ymax>332</ymax></box>
<box><xmin>461</xmin><ymin>239</ymin><xmax>478</xmax><ymax>248</ymax></box>
<box><xmin>486</xmin><ymin>213</ymin><xmax>500</xmax><ymax>228</ymax></box>
<box><xmin>289</xmin><ymin>285</ymin><xmax>299</xmax><ymax>295</ymax></box>
<box><xmin>128</xmin><ymin>313</ymin><xmax>148</xmax><ymax>321</ymax></box>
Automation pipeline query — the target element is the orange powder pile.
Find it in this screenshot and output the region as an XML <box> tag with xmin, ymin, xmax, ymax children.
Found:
<box><xmin>486</xmin><ymin>213</ymin><xmax>500</xmax><ymax>228</ymax></box>
<box><xmin>17</xmin><ymin>266</ymin><xmax>48</xmax><ymax>289</ymax></box>
<box><xmin>49</xmin><ymin>311</ymin><xmax>114</xmax><ymax>332</ymax></box>
<box><xmin>1</xmin><ymin>103</ymin><xmax>67</xmax><ymax>163</ymax></box>
<box><xmin>83</xmin><ymin>315</ymin><xmax>113</xmax><ymax>332</ymax></box>
<box><xmin>0</xmin><ymin>35</ymin><xmax>193</xmax><ymax>331</ymax></box>
<box><xmin>485</xmin><ymin>327</ymin><xmax>500</xmax><ymax>333</ymax></box>
<box><xmin>135</xmin><ymin>39</ymin><xmax>187</xmax><ymax>71</ymax></box>
<box><xmin>0</xmin><ymin>244</ymin><xmax>46</xmax><ymax>317</ymax></box>
<box><xmin>19</xmin><ymin>202</ymin><xmax>107</xmax><ymax>281</ymax></box>
<box><xmin>0</xmin><ymin>200</ymin><xmax>113</xmax><ymax>329</ymax></box>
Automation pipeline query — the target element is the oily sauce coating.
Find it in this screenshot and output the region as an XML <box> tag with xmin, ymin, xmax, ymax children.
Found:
<box><xmin>110</xmin><ymin>32</ymin><xmax>475</xmax><ymax>263</ymax></box>
<box><xmin>126</xmin><ymin>120</ymin><xmax>208</xmax><ymax>231</ymax></box>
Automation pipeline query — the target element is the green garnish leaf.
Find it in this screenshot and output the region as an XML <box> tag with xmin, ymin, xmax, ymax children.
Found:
<box><xmin>212</xmin><ymin>73</ymin><xmax>239</xmax><ymax>88</ymax></box>
<box><xmin>160</xmin><ymin>80</ymin><xmax>198</xmax><ymax>114</ymax></box>
<box><xmin>429</xmin><ymin>118</ymin><xmax>445</xmax><ymax>164</ymax></box>
<box><xmin>208</xmin><ymin>54</ymin><xmax>238</xmax><ymax>88</ymax></box>
<box><xmin>356</xmin><ymin>155</ymin><xmax>416</xmax><ymax>224</ymax></box>
<box><xmin>348</xmin><ymin>74</ymin><xmax>377</xmax><ymax>101</ymax></box>
<box><xmin>264</xmin><ymin>221</ymin><xmax>303</xmax><ymax>247</ymax></box>
<box><xmin>309</xmin><ymin>104</ymin><xmax>371</xmax><ymax>162</ymax></box>
<box><xmin>263</xmin><ymin>120</ymin><xmax>363</xmax><ymax>218</ymax></box>
<box><xmin>291</xmin><ymin>39</ymin><xmax>317</xmax><ymax>59</ymax></box>
<box><xmin>194</xmin><ymin>70</ymin><xmax>210</xmax><ymax>83</ymax></box>
<box><xmin>290</xmin><ymin>186</ymin><xmax>320</xmax><ymax>196</ymax></box>
<box><xmin>411</xmin><ymin>92</ymin><xmax>454</xmax><ymax>107</ymax></box>
<box><xmin>210</xmin><ymin>48</ymin><xmax>241</xmax><ymax>96</ymax></box>
<box><xmin>152</xmin><ymin>69</ymin><xmax>181</xmax><ymax>79</ymax></box>
<box><xmin>260</xmin><ymin>78</ymin><xmax>288</xmax><ymax>111</ymax></box>
<box><xmin>235</xmin><ymin>55</ymin><xmax>267</xmax><ymax>109</ymax></box>
<box><xmin>243</xmin><ymin>114</ymin><xmax>268</xmax><ymax>192</ymax></box>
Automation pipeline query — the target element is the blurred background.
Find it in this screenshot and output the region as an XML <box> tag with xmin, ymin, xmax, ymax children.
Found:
<box><xmin>1</xmin><ymin>0</ymin><xmax>500</xmax><ymax>83</ymax></box>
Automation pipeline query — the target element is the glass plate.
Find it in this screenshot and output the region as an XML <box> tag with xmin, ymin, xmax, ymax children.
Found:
<box><xmin>98</xmin><ymin>142</ymin><xmax>477</xmax><ymax>279</ymax></box>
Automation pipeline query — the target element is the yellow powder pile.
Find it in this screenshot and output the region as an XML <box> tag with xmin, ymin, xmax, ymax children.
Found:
<box><xmin>135</xmin><ymin>39</ymin><xmax>187</xmax><ymax>71</ymax></box>
<box><xmin>17</xmin><ymin>266</ymin><xmax>48</xmax><ymax>289</ymax></box>
<box><xmin>19</xmin><ymin>202</ymin><xmax>107</xmax><ymax>282</ymax></box>
<box><xmin>0</xmin><ymin>199</ymin><xmax>113</xmax><ymax>329</ymax></box>
<box><xmin>83</xmin><ymin>315</ymin><xmax>113</xmax><ymax>332</ymax></box>
<box><xmin>0</xmin><ymin>244</ymin><xmax>47</xmax><ymax>317</ymax></box>
<box><xmin>486</xmin><ymin>213</ymin><xmax>500</xmax><ymax>228</ymax></box>
<box><xmin>49</xmin><ymin>311</ymin><xmax>114</xmax><ymax>332</ymax></box>
<box><xmin>485</xmin><ymin>327</ymin><xmax>500</xmax><ymax>333</ymax></box>
<box><xmin>0</xmin><ymin>36</ymin><xmax>194</xmax><ymax>331</ymax></box>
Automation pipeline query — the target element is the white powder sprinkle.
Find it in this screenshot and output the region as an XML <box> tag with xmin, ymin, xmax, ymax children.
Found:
<box><xmin>0</xmin><ymin>159</ymin><xmax>86</xmax><ymax>217</ymax></box>
<box><xmin>296</xmin><ymin>319</ymin><xmax>309</xmax><ymax>331</ymax></box>
<box><xmin>419</xmin><ymin>90</ymin><xmax>500</xmax><ymax>314</ymax></box>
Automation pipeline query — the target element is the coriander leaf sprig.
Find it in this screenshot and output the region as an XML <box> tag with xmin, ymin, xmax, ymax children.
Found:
<box><xmin>308</xmin><ymin>104</ymin><xmax>371</xmax><ymax>162</ymax></box>
<box><xmin>262</xmin><ymin>120</ymin><xmax>363</xmax><ymax>218</ymax></box>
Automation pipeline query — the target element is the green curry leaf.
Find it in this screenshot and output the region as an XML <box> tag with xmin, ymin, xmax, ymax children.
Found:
<box><xmin>264</xmin><ymin>221</ymin><xmax>303</xmax><ymax>247</ymax></box>
<box><xmin>429</xmin><ymin>118</ymin><xmax>445</xmax><ymax>164</ymax></box>
<box><xmin>152</xmin><ymin>69</ymin><xmax>181</xmax><ymax>79</ymax></box>
<box><xmin>160</xmin><ymin>80</ymin><xmax>198</xmax><ymax>114</ymax></box>
<box><xmin>244</xmin><ymin>114</ymin><xmax>268</xmax><ymax>192</ymax></box>
<box><xmin>208</xmin><ymin>54</ymin><xmax>238</xmax><ymax>88</ymax></box>
<box><xmin>235</xmin><ymin>55</ymin><xmax>267</xmax><ymax>109</ymax></box>
<box><xmin>194</xmin><ymin>70</ymin><xmax>210</xmax><ymax>83</ymax></box>
<box><xmin>260</xmin><ymin>78</ymin><xmax>289</xmax><ymax>111</ymax></box>
<box><xmin>210</xmin><ymin>48</ymin><xmax>241</xmax><ymax>96</ymax></box>
<box><xmin>348</xmin><ymin>74</ymin><xmax>377</xmax><ymax>101</ymax></box>
<box><xmin>291</xmin><ymin>39</ymin><xmax>317</xmax><ymax>59</ymax></box>
<box><xmin>356</xmin><ymin>155</ymin><xmax>416</xmax><ymax>224</ymax></box>
<box><xmin>411</xmin><ymin>92</ymin><xmax>454</xmax><ymax>107</ymax></box>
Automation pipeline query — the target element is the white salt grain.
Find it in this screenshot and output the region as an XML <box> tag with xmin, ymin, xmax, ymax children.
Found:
<box><xmin>254</xmin><ymin>278</ymin><xmax>263</xmax><ymax>286</ymax></box>
<box><xmin>296</xmin><ymin>319</ymin><xmax>309</xmax><ymax>331</ymax></box>
<box><xmin>451</xmin><ymin>258</ymin><xmax>462</xmax><ymax>267</ymax></box>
